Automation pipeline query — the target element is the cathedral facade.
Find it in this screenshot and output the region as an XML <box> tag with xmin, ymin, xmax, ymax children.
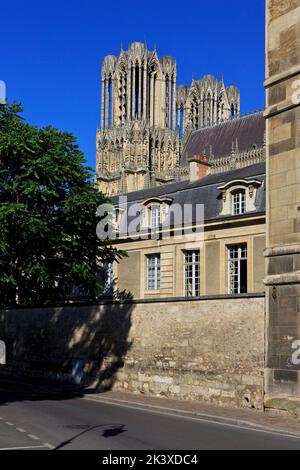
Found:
<box><xmin>96</xmin><ymin>42</ymin><xmax>240</xmax><ymax>195</ymax></box>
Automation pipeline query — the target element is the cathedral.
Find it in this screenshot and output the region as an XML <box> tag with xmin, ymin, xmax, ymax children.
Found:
<box><xmin>96</xmin><ymin>42</ymin><xmax>241</xmax><ymax>195</ymax></box>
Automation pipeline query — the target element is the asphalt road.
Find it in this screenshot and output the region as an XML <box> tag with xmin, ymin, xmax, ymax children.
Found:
<box><xmin>0</xmin><ymin>380</ymin><xmax>299</xmax><ymax>450</ymax></box>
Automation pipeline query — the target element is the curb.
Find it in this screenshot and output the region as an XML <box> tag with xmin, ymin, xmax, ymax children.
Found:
<box><xmin>1</xmin><ymin>376</ymin><xmax>300</xmax><ymax>441</ymax></box>
<box><xmin>81</xmin><ymin>393</ymin><xmax>300</xmax><ymax>440</ymax></box>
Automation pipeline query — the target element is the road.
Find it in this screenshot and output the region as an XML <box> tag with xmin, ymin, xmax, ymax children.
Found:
<box><xmin>0</xmin><ymin>379</ymin><xmax>299</xmax><ymax>450</ymax></box>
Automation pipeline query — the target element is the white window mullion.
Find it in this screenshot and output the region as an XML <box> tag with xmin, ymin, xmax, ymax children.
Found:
<box><xmin>192</xmin><ymin>254</ymin><xmax>196</xmax><ymax>296</ymax></box>
<box><xmin>184</xmin><ymin>250</ymin><xmax>200</xmax><ymax>297</ymax></box>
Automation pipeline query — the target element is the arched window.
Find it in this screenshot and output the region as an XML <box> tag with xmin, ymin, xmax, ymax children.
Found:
<box><xmin>179</xmin><ymin>104</ymin><xmax>184</xmax><ymax>138</ymax></box>
<box><xmin>232</xmin><ymin>189</ymin><xmax>246</xmax><ymax>215</ymax></box>
<box><xmin>231</xmin><ymin>104</ymin><xmax>235</xmax><ymax>120</ymax></box>
<box><xmin>165</xmin><ymin>75</ymin><xmax>170</xmax><ymax>127</ymax></box>
<box><xmin>206</xmin><ymin>93</ymin><xmax>211</xmax><ymax>126</ymax></box>
<box><xmin>170</xmin><ymin>77</ymin><xmax>174</xmax><ymax>129</ymax></box>
<box><xmin>118</xmin><ymin>67</ymin><xmax>127</xmax><ymax>125</ymax></box>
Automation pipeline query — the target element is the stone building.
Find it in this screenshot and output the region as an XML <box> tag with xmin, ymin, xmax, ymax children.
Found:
<box><xmin>110</xmin><ymin>162</ymin><xmax>266</xmax><ymax>300</ymax></box>
<box><xmin>96</xmin><ymin>42</ymin><xmax>240</xmax><ymax>196</ymax></box>
<box><xmin>105</xmin><ymin>112</ymin><xmax>266</xmax><ymax>300</ymax></box>
<box><xmin>264</xmin><ymin>0</ymin><xmax>300</xmax><ymax>415</ymax></box>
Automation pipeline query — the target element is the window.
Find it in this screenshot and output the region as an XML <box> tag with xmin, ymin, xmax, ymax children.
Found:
<box><xmin>184</xmin><ymin>250</ymin><xmax>200</xmax><ymax>297</ymax></box>
<box><xmin>151</xmin><ymin>206</ymin><xmax>161</xmax><ymax>229</ymax></box>
<box><xmin>103</xmin><ymin>261</ymin><xmax>114</xmax><ymax>293</ymax></box>
<box><xmin>147</xmin><ymin>255</ymin><xmax>160</xmax><ymax>290</ymax></box>
<box><xmin>231</xmin><ymin>104</ymin><xmax>235</xmax><ymax>119</ymax></box>
<box><xmin>232</xmin><ymin>190</ymin><xmax>246</xmax><ymax>215</ymax></box>
<box><xmin>228</xmin><ymin>245</ymin><xmax>247</xmax><ymax>294</ymax></box>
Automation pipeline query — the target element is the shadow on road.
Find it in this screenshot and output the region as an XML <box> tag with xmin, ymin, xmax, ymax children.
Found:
<box><xmin>54</xmin><ymin>424</ymin><xmax>127</xmax><ymax>450</ymax></box>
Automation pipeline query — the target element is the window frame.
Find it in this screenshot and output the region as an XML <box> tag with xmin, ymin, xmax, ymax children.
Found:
<box><xmin>103</xmin><ymin>261</ymin><xmax>114</xmax><ymax>294</ymax></box>
<box><xmin>232</xmin><ymin>189</ymin><xmax>246</xmax><ymax>215</ymax></box>
<box><xmin>151</xmin><ymin>205</ymin><xmax>161</xmax><ymax>229</ymax></box>
<box><xmin>183</xmin><ymin>250</ymin><xmax>200</xmax><ymax>298</ymax></box>
<box><xmin>228</xmin><ymin>244</ymin><xmax>248</xmax><ymax>294</ymax></box>
<box><xmin>146</xmin><ymin>254</ymin><xmax>161</xmax><ymax>291</ymax></box>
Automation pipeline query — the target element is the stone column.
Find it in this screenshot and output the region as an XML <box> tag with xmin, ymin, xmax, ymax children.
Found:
<box><xmin>150</xmin><ymin>74</ymin><xmax>154</xmax><ymax>127</ymax></box>
<box><xmin>105</xmin><ymin>79</ymin><xmax>109</xmax><ymax>129</ymax></box>
<box><xmin>183</xmin><ymin>105</ymin><xmax>187</xmax><ymax>132</ymax></box>
<box><xmin>264</xmin><ymin>0</ymin><xmax>300</xmax><ymax>415</ymax></box>
<box><xmin>138</xmin><ymin>65</ymin><xmax>142</xmax><ymax>119</ymax></box>
<box><xmin>122</xmin><ymin>74</ymin><xmax>125</xmax><ymax>124</ymax></box>
<box><xmin>132</xmin><ymin>66</ymin><xmax>136</xmax><ymax>119</ymax></box>
<box><xmin>198</xmin><ymin>98</ymin><xmax>202</xmax><ymax>127</ymax></box>
<box><xmin>101</xmin><ymin>79</ymin><xmax>105</xmax><ymax>128</ymax></box>
<box><xmin>143</xmin><ymin>65</ymin><xmax>147</xmax><ymax>119</ymax></box>
<box><xmin>111</xmin><ymin>78</ymin><xmax>115</xmax><ymax>126</ymax></box>
<box><xmin>172</xmin><ymin>80</ymin><xmax>176</xmax><ymax>130</ymax></box>
<box><xmin>127</xmin><ymin>66</ymin><xmax>132</xmax><ymax>121</ymax></box>
<box><xmin>168</xmin><ymin>79</ymin><xmax>172</xmax><ymax>129</ymax></box>
<box><xmin>214</xmin><ymin>92</ymin><xmax>218</xmax><ymax>123</ymax></box>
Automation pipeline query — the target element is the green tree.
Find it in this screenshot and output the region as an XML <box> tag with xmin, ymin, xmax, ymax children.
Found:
<box><xmin>0</xmin><ymin>102</ymin><xmax>121</xmax><ymax>307</ymax></box>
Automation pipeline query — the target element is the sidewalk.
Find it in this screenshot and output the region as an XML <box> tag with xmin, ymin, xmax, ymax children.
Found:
<box><xmin>83</xmin><ymin>389</ymin><xmax>300</xmax><ymax>437</ymax></box>
<box><xmin>1</xmin><ymin>373</ymin><xmax>300</xmax><ymax>438</ymax></box>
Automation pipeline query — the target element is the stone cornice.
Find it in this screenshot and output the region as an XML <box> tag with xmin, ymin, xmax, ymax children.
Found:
<box><xmin>264</xmin><ymin>97</ymin><xmax>299</xmax><ymax>119</ymax></box>
<box><xmin>264</xmin><ymin>64</ymin><xmax>300</xmax><ymax>89</ymax></box>
<box><xmin>264</xmin><ymin>272</ymin><xmax>300</xmax><ymax>286</ymax></box>
<box><xmin>264</xmin><ymin>243</ymin><xmax>300</xmax><ymax>257</ymax></box>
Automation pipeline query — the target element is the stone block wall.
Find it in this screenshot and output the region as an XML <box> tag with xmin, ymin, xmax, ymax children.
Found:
<box><xmin>264</xmin><ymin>0</ymin><xmax>300</xmax><ymax>415</ymax></box>
<box><xmin>0</xmin><ymin>295</ymin><xmax>265</xmax><ymax>409</ymax></box>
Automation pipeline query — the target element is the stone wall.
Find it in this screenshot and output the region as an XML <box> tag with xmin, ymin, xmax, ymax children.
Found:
<box><xmin>0</xmin><ymin>295</ymin><xmax>265</xmax><ymax>409</ymax></box>
<box><xmin>264</xmin><ymin>0</ymin><xmax>300</xmax><ymax>415</ymax></box>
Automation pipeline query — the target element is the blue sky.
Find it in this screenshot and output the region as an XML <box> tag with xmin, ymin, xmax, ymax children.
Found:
<box><xmin>1</xmin><ymin>0</ymin><xmax>265</xmax><ymax>171</ymax></box>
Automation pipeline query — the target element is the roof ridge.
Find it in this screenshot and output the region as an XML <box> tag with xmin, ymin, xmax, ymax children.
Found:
<box><xmin>191</xmin><ymin>109</ymin><xmax>265</xmax><ymax>134</ymax></box>
<box><xmin>114</xmin><ymin>162</ymin><xmax>266</xmax><ymax>202</ymax></box>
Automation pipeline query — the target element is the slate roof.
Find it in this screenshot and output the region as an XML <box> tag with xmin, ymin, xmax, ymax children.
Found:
<box><xmin>181</xmin><ymin>112</ymin><xmax>265</xmax><ymax>166</ymax></box>
<box><xmin>112</xmin><ymin>162</ymin><xmax>266</xmax><ymax>225</ymax></box>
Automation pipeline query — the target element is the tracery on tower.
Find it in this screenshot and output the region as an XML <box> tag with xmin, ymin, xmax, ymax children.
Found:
<box><xmin>96</xmin><ymin>42</ymin><xmax>241</xmax><ymax>196</ymax></box>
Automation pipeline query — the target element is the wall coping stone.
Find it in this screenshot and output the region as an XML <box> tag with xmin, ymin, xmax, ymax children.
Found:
<box><xmin>1</xmin><ymin>293</ymin><xmax>266</xmax><ymax>311</ymax></box>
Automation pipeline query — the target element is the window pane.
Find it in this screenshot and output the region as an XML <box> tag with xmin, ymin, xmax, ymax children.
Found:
<box><xmin>147</xmin><ymin>255</ymin><xmax>160</xmax><ymax>290</ymax></box>
<box><xmin>151</xmin><ymin>206</ymin><xmax>161</xmax><ymax>228</ymax></box>
<box><xmin>103</xmin><ymin>262</ymin><xmax>114</xmax><ymax>293</ymax></box>
<box><xmin>184</xmin><ymin>251</ymin><xmax>200</xmax><ymax>297</ymax></box>
<box><xmin>232</xmin><ymin>191</ymin><xmax>246</xmax><ymax>215</ymax></box>
<box><xmin>228</xmin><ymin>244</ymin><xmax>247</xmax><ymax>294</ymax></box>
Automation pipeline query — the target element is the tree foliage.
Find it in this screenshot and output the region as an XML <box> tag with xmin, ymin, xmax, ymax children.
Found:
<box><xmin>0</xmin><ymin>102</ymin><xmax>120</xmax><ymax>307</ymax></box>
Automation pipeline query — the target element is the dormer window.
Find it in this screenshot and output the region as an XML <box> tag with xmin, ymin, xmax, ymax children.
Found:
<box><xmin>218</xmin><ymin>178</ymin><xmax>262</xmax><ymax>217</ymax></box>
<box><xmin>141</xmin><ymin>197</ymin><xmax>173</xmax><ymax>229</ymax></box>
<box><xmin>232</xmin><ymin>190</ymin><xmax>246</xmax><ymax>215</ymax></box>
<box><xmin>151</xmin><ymin>205</ymin><xmax>161</xmax><ymax>228</ymax></box>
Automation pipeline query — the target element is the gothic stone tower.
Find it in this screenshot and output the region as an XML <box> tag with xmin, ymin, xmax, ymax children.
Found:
<box><xmin>176</xmin><ymin>76</ymin><xmax>240</xmax><ymax>134</ymax></box>
<box><xmin>96</xmin><ymin>42</ymin><xmax>179</xmax><ymax>196</ymax></box>
<box><xmin>96</xmin><ymin>42</ymin><xmax>240</xmax><ymax>195</ymax></box>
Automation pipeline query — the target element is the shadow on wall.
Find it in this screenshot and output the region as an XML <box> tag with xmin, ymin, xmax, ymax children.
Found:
<box><xmin>0</xmin><ymin>289</ymin><xmax>134</xmax><ymax>394</ymax></box>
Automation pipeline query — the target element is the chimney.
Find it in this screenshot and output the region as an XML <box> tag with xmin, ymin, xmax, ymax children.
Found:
<box><xmin>189</xmin><ymin>154</ymin><xmax>211</xmax><ymax>183</ymax></box>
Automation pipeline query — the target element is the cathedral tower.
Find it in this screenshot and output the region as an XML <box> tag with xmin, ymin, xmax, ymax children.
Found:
<box><xmin>96</xmin><ymin>42</ymin><xmax>240</xmax><ymax>195</ymax></box>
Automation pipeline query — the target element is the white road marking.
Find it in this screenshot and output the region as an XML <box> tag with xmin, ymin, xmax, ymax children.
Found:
<box><xmin>28</xmin><ymin>434</ymin><xmax>40</xmax><ymax>441</ymax></box>
<box><xmin>0</xmin><ymin>416</ymin><xmax>54</xmax><ymax>449</ymax></box>
<box><xmin>44</xmin><ymin>443</ymin><xmax>54</xmax><ymax>449</ymax></box>
<box><xmin>0</xmin><ymin>445</ymin><xmax>48</xmax><ymax>451</ymax></box>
